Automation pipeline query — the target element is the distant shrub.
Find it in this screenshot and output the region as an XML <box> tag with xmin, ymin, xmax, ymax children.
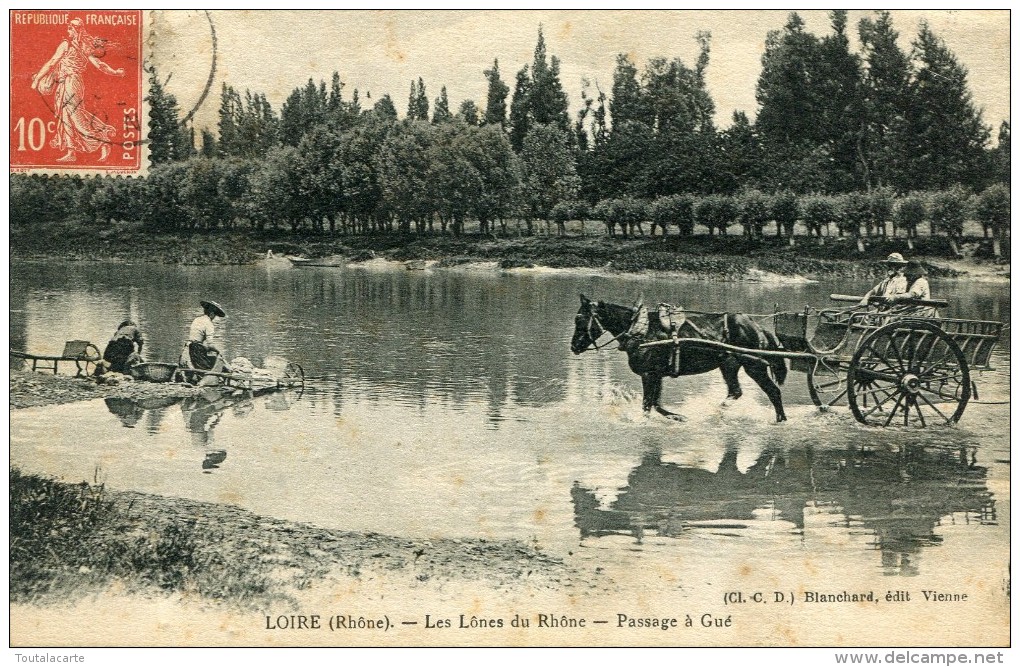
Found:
<box><xmin>736</xmin><ymin>189</ymin><xmax>770</xmax><ymax>238</ymax></box>
<box><xmin>974</xmin><ymin>183</ymin><xmax>1009</xmax><ymax>238</ymax></box>
<box><xmin>650</xmin><ymin>194</ymin><xmax>696</xmax><ymax>236</ymax></box>
<box><xmin>868</xmin><ymin>187</ymin><xmax>895</xmax><ymax>237</ymax></box>
<box><xmin>694</xmin><ymin>194</ymin><xmax>737</xmax><ymax>236</ymax></box>
<box><xmin>770</xmin><ymin>190</ymin><xmax>799</xmax><ymax>239</ymax></box>
<box><xmin>594</xmin><ymin>198</ymin><xmax>616</xmax><ymax>236</ymax></box>
<box><xmin>836</xmin><ymin>192</ymin><xmax>870</xmax><ymax>238</ymax></box>
<box><xmin>973</xmin><ymin>183</ymin><xmax>1010</xmax><ymax>257</ymax></box>
<box><xmin>894</xmin><ymin>193</ymin><xmax>927</xmax><ymax>239</ymax></box>
<box><xmin>617</xmin><ymin>197</ymin><xmax>648</xmax><ymax>236</ymax></box>
<box><xmin>929</xmin><ymin>186</ymin><xmax>969</xmax><ymax>239</ymax></box>
<box><xmin>801</xmin><ymin>195</ymin><xmax>837</xmax><ymax>238</ymax></box>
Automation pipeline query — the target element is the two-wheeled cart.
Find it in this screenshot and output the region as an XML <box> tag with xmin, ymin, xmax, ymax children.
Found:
<box><xmin>637</xmin><ymin>295</ymin><xmax>1003</xmax><ymax>427</ymax></box>
<box><xmin>773</xmin><ymin>295</ymin><xmax>1003</xmax><ymax>427</ymax></box>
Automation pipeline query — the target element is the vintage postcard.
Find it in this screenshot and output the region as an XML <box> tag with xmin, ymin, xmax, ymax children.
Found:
<box><xmin>8</xmin><ymin>9</ymin><xmax>1011</xmax><ymax>656</ymax></box>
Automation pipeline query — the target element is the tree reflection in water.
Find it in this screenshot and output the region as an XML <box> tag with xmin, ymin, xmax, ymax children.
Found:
<box><xmin>571</xmin><ymin>441</ymin><xmax>994</xmax><ymax>576</ymax></box>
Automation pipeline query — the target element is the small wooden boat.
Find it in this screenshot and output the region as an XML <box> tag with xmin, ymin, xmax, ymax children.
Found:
<box><xmin>288</xmin><ymin>256</ymin><xmax>344</xmax><ymax>267</ymax></box>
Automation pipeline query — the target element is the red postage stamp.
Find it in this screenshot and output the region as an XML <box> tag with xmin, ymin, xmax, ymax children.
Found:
<box><xmin>10</xmin><ymin>10</ymin><xmax>146</xmax><ymax>175</ymax></box>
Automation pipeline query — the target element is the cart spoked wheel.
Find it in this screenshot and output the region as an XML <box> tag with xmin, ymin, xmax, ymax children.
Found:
<box><xmin>281</xmin><ymin>362</ymin><xmax>305</xmax><ymax>388</ymax></box>
<box><xmin>847</xmin><ymin>321</ymin><xmax>970</xmax><ymax>427</ymax></box>
<box><xmin>77</xmin><ymin>343</ymin><xmax>102</xmax><ymax>377</ymax></box>
<box><xmin>807</xmin><ymin>358</ymin><xmax>850</xmax><ymax>410</ymax></box>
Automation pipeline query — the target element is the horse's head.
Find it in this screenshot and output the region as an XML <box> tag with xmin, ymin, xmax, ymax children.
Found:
<box><xmin>571</xmin><ymin>294</ymin><xmax>607</xmax><ymax>354</ymax></box>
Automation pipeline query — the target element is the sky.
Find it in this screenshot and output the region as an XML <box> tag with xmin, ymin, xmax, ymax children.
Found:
<box><xmin>151</xmin><ymin>10</ymin><xmax>1011</xmax><ymax>139</ymax></box>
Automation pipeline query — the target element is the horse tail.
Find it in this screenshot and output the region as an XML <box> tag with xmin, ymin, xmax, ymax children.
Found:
<box><xmin>762</xmin><ymin>328</ymin><xmax>788</xmax><ymax>386</ymax></box>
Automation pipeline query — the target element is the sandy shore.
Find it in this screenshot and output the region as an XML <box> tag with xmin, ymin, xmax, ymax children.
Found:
<box><xmin>11</xmin><ymin>223</ymin><xmax>1010</xmax><ymax>283</ymax></box>
<box><xmin>931</xmin><ymin>256</ymin><xmax>1010</xmax><ymax>283</ymax></box>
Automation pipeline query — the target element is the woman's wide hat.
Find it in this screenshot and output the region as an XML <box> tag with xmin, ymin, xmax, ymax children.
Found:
<box><xmin>905</xmin><ymin>260</ymin><xmax>927</xmax><ymax>276</ymax></box>
<box><xmin>200</xmin><ymin>300</ymin><xmax>226</xmax><ymax>318</ymax></box>
<box><xmin>884</xmin><ymin>252</ymin><xmax>908</xmax><ymax>265</ymax></box>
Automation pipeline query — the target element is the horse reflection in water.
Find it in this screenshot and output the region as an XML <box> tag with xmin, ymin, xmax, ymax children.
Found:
<box><xmin>572</xmin><ymin>440</ymin><xmax>994</xmax><ymax>576</ymax></box>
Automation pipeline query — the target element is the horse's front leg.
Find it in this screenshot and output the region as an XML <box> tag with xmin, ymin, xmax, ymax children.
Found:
<box><xmin>642</xmin><ymin>374</ymin><xmax>685</xmax><ymax>421</ymax></box>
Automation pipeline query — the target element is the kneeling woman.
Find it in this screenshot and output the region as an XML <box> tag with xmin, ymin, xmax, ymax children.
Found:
<box><xmin>180</xmin><ymin>300</ymin><xmax>231</xmax><ymax>385</ymax></box>
<box><xmin>101</xmin><ymin>320</ymin><xmax>144</xmax><ymax>374</ymax></box>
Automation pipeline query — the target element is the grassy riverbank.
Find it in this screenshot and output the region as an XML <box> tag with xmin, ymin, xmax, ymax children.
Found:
<box><xmin>10</xmin><ymin>467</ymin><xmax>575</xmax><ymax>609</ymax></box>
<box><xmin>10</xmin><ymin>219</ymin><xmax>1009</xmax><ymax>280</ymax></box>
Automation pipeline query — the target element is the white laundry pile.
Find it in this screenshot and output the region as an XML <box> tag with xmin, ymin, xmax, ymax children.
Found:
<box><xmin>229</xmin><ymin>357</ymin><xmax>283</xmax><ymax>380</ymax></box>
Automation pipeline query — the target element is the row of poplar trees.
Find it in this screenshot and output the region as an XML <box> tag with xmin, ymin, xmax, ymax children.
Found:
<box><xmin>17</xmin><ymin>11</ymin><xmax>1009</xmax><ymax>240</ymax></box>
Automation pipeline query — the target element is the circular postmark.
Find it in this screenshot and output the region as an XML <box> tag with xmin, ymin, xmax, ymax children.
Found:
<box><xmin>149</xmin><ymin>9</ymin><xmax>218</xmax><ymax>129</ymax></box>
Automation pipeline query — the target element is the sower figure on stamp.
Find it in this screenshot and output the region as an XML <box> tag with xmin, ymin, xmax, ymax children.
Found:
<box><xmin>30</xmin><ymin>18</ymin><xmax>124</xmax><ymax>163</ymax></box>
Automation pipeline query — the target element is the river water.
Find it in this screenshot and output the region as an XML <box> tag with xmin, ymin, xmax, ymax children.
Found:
<box><xmin>9</xmin><ymin>260</ymin><xmax>1010</xmax><ymax>586</ymax></box>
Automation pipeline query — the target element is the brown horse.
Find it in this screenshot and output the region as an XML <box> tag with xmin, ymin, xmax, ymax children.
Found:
<box><xmin>570</xmin><ymin>295</ymin><xmax>788</xmax><ymax>422</ymax></box>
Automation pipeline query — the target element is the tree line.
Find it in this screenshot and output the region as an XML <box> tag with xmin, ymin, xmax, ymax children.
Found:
<box><xmin>11</xmin><ymin>11</ymin><xmax>1010</xmax><ymax>253</ymax></box>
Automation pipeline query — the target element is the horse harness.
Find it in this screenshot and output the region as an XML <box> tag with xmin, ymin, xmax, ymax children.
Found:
<box><xmin>638</xmin><ymin>304</ymin><xmax>724</xmax><ymax>376</ymax></box>
<box><xmin>582</xmin><ymin>303</ymin><xmax>732</xmax><ymax>377</ymax></box>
